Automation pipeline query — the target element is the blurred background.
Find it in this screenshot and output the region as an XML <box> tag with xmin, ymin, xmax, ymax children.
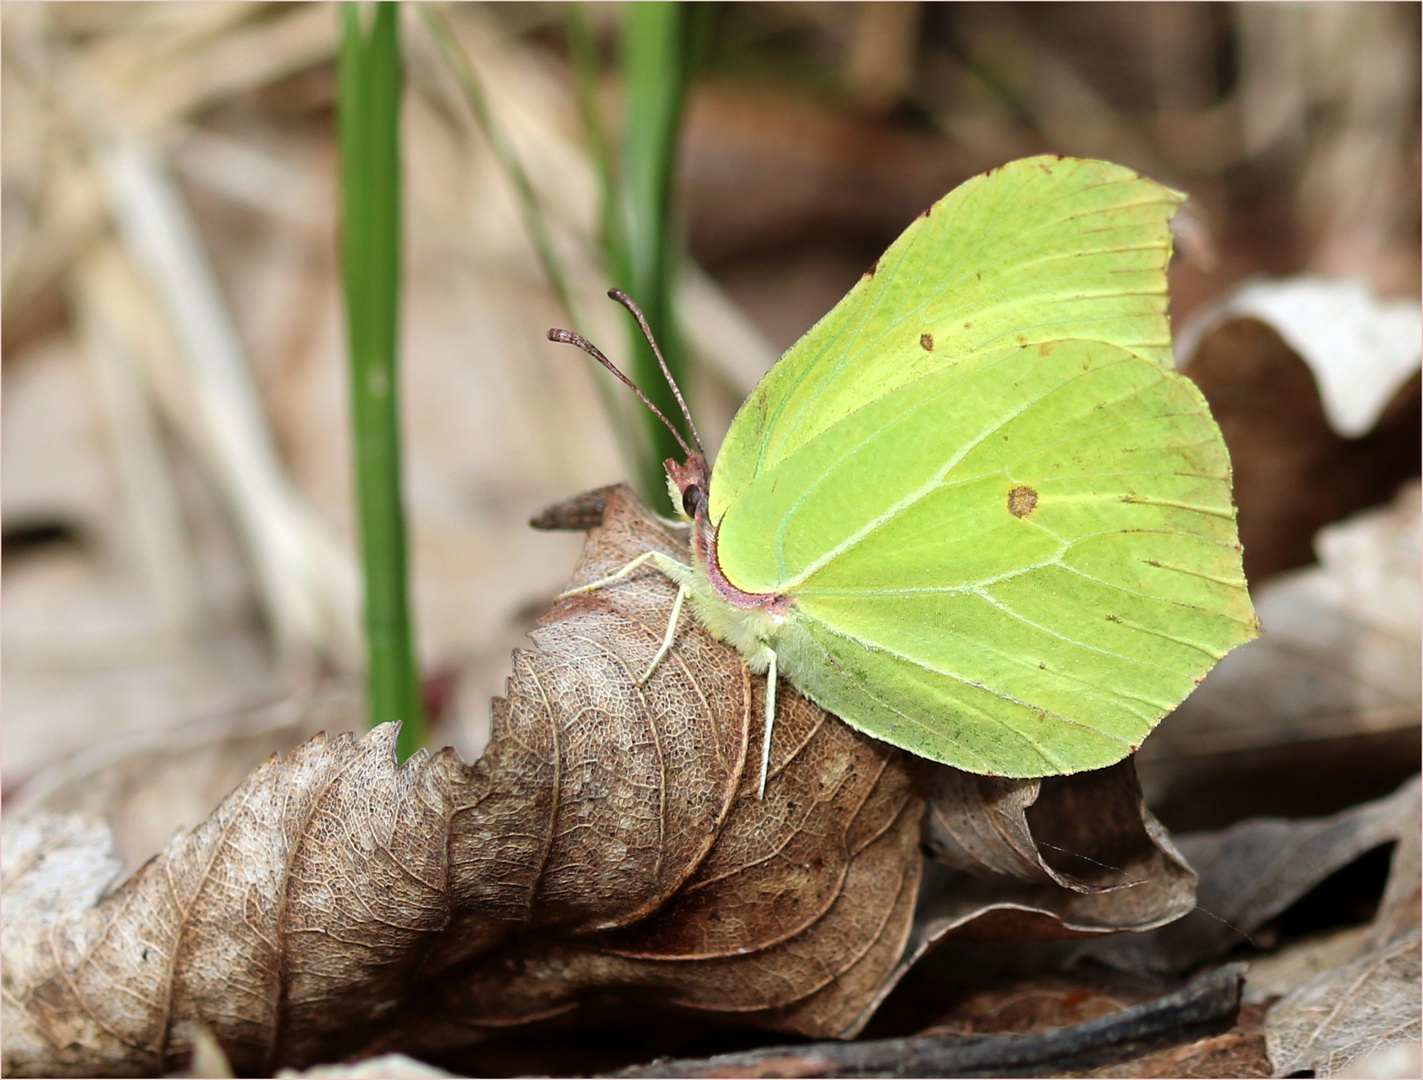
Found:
<box><xmin>3</xmin><ymin>2</ymin><xmax>1419</xmax><ymax>849</ymax></box>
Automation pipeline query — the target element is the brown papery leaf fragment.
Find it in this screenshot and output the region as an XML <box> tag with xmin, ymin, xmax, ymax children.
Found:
<box><xmin>1265</xmin><ymin>929</ymin><xmax>1422</xmax><ymax>1079</ymax></box>
<box><xmin>1264</xmin><ymin>779</ymin><xmax>1422</xmax><ymax>1078</ymax></box>
<box><xmin>1082</xmin><ymin>774</ymin><xmax>1420</xmax><ymax>977</ymax></box>
<box><xmin>1</xmin><ymin>487</ymin><xmax>927</xmax><ymax>1077</ymax></box>
<box><xmin>903</xmin><ymin>757</ymin><xmax>1196</xmax><ymax>954</ymax></box>
<box><xmin>3</xmin><ymin>486</ymin><xmax>1199</xmax><ymax>1077</ymax></box>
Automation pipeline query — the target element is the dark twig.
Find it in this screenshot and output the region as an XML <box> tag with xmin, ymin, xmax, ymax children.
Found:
<box><xmin>607</xmin><ymin>963</ymin><xmax>1245</xmax><ymax>1078</ymax></box>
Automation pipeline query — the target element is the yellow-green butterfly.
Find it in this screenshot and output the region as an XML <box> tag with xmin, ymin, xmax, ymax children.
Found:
<box><xmin>550</xmin><ymin>155</ymin><xmax>1258</xmax><ymax>798</ymax></box>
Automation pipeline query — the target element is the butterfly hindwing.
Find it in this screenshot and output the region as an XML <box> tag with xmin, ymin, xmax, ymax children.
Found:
<box><xmin>716</xmin><ymin>337</ymin><xmax>1255</xmax><ymax>775</ymax></box>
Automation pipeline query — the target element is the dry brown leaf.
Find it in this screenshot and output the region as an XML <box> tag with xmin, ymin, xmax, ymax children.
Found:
<box><xmin>2</xmin><ymin>487</ymin><xmax>1212</xmax><ymax>1076</ymax></box>
<box><xmin>356</xmin><ymin>489</ymin><xmax>929</xmax><ymax>1057</ymax></box>
<box><xmin>1265</xmin><ymin>929</ymin><xmax>1422</xmax><ymax>1078</ymax></box>
<box><xmin>873</xmin><ymin>757</ymin><xmax>1198</xmax><ymax>1026</ymax></box>
<box><xmin>920</xmin><ymin>760</ymin><xmax>1196</xmax><ymax>939</ymax></box>
<box><xmin>0</xmin><ymin>487</ymin><xmax>925</xmax><ymax>1076</ymax></box>
<box><xmin>1083</xmin><ymin>775</ymin><xmax>1420</xmax><ymax>977</ymax></box>
<box><xmin>1245</xmin><ymin>925</ymin><xmax>1377</xmax><ymax>1004</ymax></box>
<box><xmin>1065</xmin><ymin>773</ymin><xmax>1423</xmax><ymax>1078</ymax></box>
<box><xmin>1263</xmin><ymin>781</ymin><xmax>1422</xmax><ymax>1078</ymax></box>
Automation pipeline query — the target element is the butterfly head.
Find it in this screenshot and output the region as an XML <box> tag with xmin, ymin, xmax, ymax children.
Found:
<box><xmin>666</xmin><ymin>453</ymin><xmax>711</xmax><ymax>525</ymax></box>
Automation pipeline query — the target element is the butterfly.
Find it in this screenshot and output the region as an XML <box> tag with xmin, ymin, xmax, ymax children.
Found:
<box><xmin>550</xmin><ymin>155</ymin><xmax>1258</xmax><ymax>798</ymax></box>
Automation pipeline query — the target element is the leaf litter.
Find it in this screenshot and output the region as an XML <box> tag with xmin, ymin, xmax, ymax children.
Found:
<box><xmin>3</xmin><ymin>482</ymin><xmax>1419</xmax><ymax>1079</ymax></box>
<box><xmin>5</xmin><ymin>486</ymin><xmax>1224</xmax><ymax>1078</ymax></box>
<box><xmin>6</xmin><ymin>485</ymin><xmax>1420</xmax><ymax>1078</ymax></box>
<box><xmin>1263</xmin><ymin>781</ymin><xmax>1420</xmax><ymax>1078</ymax></box>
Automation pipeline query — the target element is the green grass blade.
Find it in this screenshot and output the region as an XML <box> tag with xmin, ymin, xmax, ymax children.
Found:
<box><xmin>566</xmin><ymin>3</ymin><xmax>627</xmax><ymax>281</ymax></box>
<box><xmin>420</xmin><ymin>3</ymin><xmax>637</xmax><ymax>473</ymax></box>
<box><xmin>339</xmin><ymin>1</ymin><xmax>425</xmax><ymax>758</ymax></box>
<box><xmin>618</xmin><ymin>0</ymin><xmax>697</xmax><ymax>509</ymax></box>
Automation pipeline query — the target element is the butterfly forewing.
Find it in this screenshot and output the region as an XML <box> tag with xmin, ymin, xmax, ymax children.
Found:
<box><xmin>709</xmin><ymin>156</ymin><xmax>1185</xmax><ymax>519</ymax></box>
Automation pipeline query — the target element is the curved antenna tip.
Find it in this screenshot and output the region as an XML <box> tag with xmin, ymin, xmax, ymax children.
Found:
<box><xmin>605</xmin><ymin>290</ymin><xmax>705</xmax><ymax>456</ymax></box>
<box><xmin>545</xmin><ymin>323</ymin><xmax>697</xmax><ymax>461</ymax></box>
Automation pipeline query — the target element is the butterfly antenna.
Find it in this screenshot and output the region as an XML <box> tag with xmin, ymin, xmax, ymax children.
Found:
<box><xmin>546</xmin><ymin>327</ymin><xmax>696</xmax><ymax>461</ymax></box>
<box><xmin>607</xmin><ymin>289</ymin><xmax>705</xmax><ymax>456</ymax></box>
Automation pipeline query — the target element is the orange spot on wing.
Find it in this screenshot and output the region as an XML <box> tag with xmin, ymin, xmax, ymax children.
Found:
<box><xmin>1007</xmin><ymin>486</ymin><xmax>1038</xmax><ymax>518</ymax></box>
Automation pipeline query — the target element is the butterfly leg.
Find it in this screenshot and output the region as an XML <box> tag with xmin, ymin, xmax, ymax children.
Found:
<box><xmin>556</xmin><ymin>550</ymin><xmax>694</xmax><ymax>685</ymax></box>
<box><xmin>555</xmin><ymin>550</ymin><xmax>690</xmax><ymax>601</ymax></box>
<box><xmin>756</xmin><ymin>648</ymin><xmax>778</xmax><ymax>800</ymax></box>
<box><xmin>637</xmin><ymin>583</ymin><xmax>687</xmax><ymax>686</ymax></box>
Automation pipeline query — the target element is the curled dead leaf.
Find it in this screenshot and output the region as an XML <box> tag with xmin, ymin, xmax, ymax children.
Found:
<box><xmin>1</xmin><ymin>488</ymin><xmax>926</xmax><ymax>1075</ymax></box>
<box><xmin>2</xmin><ymin>486</ymin><xmax>1198</xmax><ymax>1077</ymax></box>
<box><xmin>1082</xmin><ymin>775</ymin><xmax>1420</xmax><ymax>978</ymax></box>
<box><xmin>892</xmin><ymin>758</ymin><xmax>1197</xmax><ymax>985</ymax></box>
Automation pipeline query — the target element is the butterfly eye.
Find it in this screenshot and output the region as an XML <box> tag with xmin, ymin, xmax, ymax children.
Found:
<box><xmin>682</xmin><ymin>485</ymin><xmax>705</xmax><ymax>518</ymax></box>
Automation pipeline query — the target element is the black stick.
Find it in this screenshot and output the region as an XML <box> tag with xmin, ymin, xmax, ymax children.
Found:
<box><xmin>607</xmin><ymin>963</ymin><xmax>1244</xmax><ymax>1079</ymax></box>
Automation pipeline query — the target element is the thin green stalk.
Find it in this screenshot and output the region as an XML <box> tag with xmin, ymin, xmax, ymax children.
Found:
<box><xmin>617</xmin><ymin>1</ymin><xmax>697</xmax><ymax>509</ymax></box>
<box><xmin>420</xmin><ymin>3</ymin><xmax>585</xmax><ymax>329</ymax></box>
<box><xmin>339</xmin><ymin>0</ymin><xmax>425</xmax><ymax>758</ymax></box>
<box><xmin>566</xmin><ymin>3</ymin><xmax>626</xmax><ymax>281</ymax></box>
<box><xmin>422</xmin><ymin>1</ymin><xmax>637</xmax><ymax>478</ymax></box>
<box><xmin>428</xmin><ymin>2</ymin><xmax>701</xmax><ymax>511</ymax></box>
